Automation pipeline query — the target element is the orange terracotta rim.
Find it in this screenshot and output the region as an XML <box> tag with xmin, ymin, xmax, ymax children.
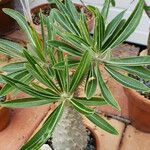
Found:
<box><xmin>124</xmin><ymin>87</ymin><xmax>150</xmax><ymax>111</ymax></box>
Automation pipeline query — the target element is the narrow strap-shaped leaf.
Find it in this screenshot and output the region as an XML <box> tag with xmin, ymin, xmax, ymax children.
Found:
<box><xmin>3</xmin><ymin>9</ymin><xmax>35</xmax><ymax>46</ymax></box>
<box><xmin>95</xmin><ymin>65</ymin><xmax>120</xmax><ymax>110</ymax></box>
<box><xmin>1</xmin><ymin>62</ymin><xmax>26</xmax><ymax>72</ymax></box>
<box><xmin>78</xmin><ymin>14</ymin><xmax>92</xmax><ymax>45</ymax></box>
<box><xmin>1</xmin><ymin>75</ymin><xmax>59</xmax><ymax>100</ymax></box>
<box><xmin>101</xmin><ymin>0</ymin><xmax>110</xmax><ymax>20</ymax></box>
<box><xmin>74</xmin><ymin>97</ymin><xmax>107</xmax><ymax>106</ymax></box>
<box><xmin>95</xmin><ymin>13</ymin><xmax>105</xmax><ymax>51</ymax></box>
<box><xmin>104</xmin><ymin>10</ymin><xmax>126</xmax><ymax>43</ymax></box>
<box><xmin>0</xmin><ymin>39</ymin><xmax>24</xmax><ymax>57</ymax></box>
<box><xmin>0</xmin><ymin>71</ymin><xmax>31</xmax><ymax>96</ymax></box>
<box><xmin>106</xmin><ymin>56</ymin><xmax>150</xmax><ymax>66</ymax></box>
<box><xmin>70</xmin><ymin>99</ymin><xmax>95</xmax><ymax>115</ymax></box>
<box><xmin>69</xmin><ymin>51</ymin><xmax>91</xmax><ymax>93</ymax></box>
<box><xmin>52</xmin><ymin>9</ymin><xmax>74</xmax><ymax>33</ymax></box>
<box><xmin>53</xmin><ymin>59</ymin><xmax>79</xmax><ymax>70</ymax></box>
<box><xmin>48</xmin><ymin>40</ymin><xmax>82</xmax><ymax>57</ymax></box>
<box><xmin>20</xmin><ymin>102</ymin><xmax>64</xmax><ymax>150</ymax></box>
<box><xmin>24</xmin><ymin>51</ymin><xmax>60</xmax><ymax>93</ymax></box>
<box><xmin>0</xmin><ymin>69</ymin><xmax>27</xmax><ymax>83</ymax></box>
<box><xmin>105</xmin><ymin>66</ymin><xmax>150</xmax><ymax>92</ymax></box>
<box><xmin>102</xmin><ymin>19</ymin><xmax>126</xmax><ymax>51</ymax></box>
<box><xmin>30</xmin><ymin>28</ymin><xmax>45</xmax><ymax>61</ymax></box>
<box><xmin>0</xmin><ymin>97</ymin><xmax>58</xmax><ymax>108</ymax></box>
<box><xmin>85</xmin><ymin>65</ymin><xmax>97</xmax><ymax>99</ymax></box>
<box><xmin>31</xmin><ymin>83</ymin><xmax>57</xmax><ymax>96</ymax></box>
<box><xmin>86</xmin><ymin>113</ymin><xmax>118</xmax><ymax>135</ymax></box>
<box><xmin>113</xmin><ymin>66</ymin><xmax>150</xmax><ymax>80</ymax></box>
<box><xmin>65</xmin><ymin>0</ymin><xmax>79</xmax><ymax>21</ymax></box>
<box><xmin>109</xmin><ymin>0</ymin><xmax>144</xmax><ymax>49</ymax></box>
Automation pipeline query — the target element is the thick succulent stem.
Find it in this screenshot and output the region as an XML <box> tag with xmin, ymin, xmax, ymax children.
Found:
<box><xmin>52</xmin><ymin>105</ymin><xmax>87</xmax><ymax>150</ymax></box>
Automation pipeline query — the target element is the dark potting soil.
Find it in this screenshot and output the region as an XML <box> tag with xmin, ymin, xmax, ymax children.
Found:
<box><xmin>46</xmin><ymin>128</ymin><xmax>96</xmax><ymax>150</ymax></box>
<box><xmin>31</xmin><ymin>4</ymin><xmax>92</xmax><ymax>26</ymax></box>
<box><xmin>129</xmin><ymin>70</ymin><xmax>150</xmax><ymax>99</ymax></box>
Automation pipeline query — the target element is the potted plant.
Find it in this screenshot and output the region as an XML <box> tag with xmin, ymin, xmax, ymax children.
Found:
<box><xmin>0</xmin><ymin>0</ymin><xmax>149</xmax><ymax>149</ymax></box>
<box><xmin>0</xmin><ymin>85</ymin><xmax>10</xmax><ymax>131</ymax></box>
<box><xmin>0</xmin><ymin>0</ymin><xmax>17</xmax><ymax>36</ymax></box>
<box><xmin>123</xmin><ymin>1</ymin><xmax>150</xmax><ymax>133</ymax></box>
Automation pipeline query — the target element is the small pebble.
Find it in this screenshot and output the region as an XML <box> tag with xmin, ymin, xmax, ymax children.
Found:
<box><xmin>40</xmin><ymin>144</ymin><xmax>52</xmax><ymax>150</ymax></box>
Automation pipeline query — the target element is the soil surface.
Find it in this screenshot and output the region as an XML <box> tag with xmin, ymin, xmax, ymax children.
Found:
<box><xmin>45</xmin><ymin>128</ymin><xmax>96</xmax><ymax>150</ymax></box>
<box><xmin>31</xmin><ymin>4</ymin><xmax>92</xmax><ymax>25</ymax></box>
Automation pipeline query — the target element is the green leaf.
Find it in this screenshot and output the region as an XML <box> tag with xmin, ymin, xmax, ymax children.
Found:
<box><xmin>109</xmin><ymin>0</ymin><xmax>144</xmax><ymax>49</ymax></box>
<box><xmin>86</xmin><ymin>113</ymin><xmax>118</xmax><ymax>134</ymax></box>
<box><xmin>48</xmin><ymin>40</ymin><xmax>82</xmax><ymax>57</ymax></box>
<box><xmin>23</xmin><ymin>51</ymin><xmax>60</xmax><ymax>93</ymax></box>
<box><xmin>78</xmin><ymin>14</ymin><xmax>92</xmax><ymax>45</ymax></box>
<box><xmin>105</xmin><ymin>66</ymin><xmax>150</xmax><ymax>92</ymax></box>
<box><xmin>3</xmin><ymin>9</ymin><xmax>35</xmax><ymax>46</ymax></box>
<box><xmin>0</xmin><ymin>39</ymin><xmax>24</xmax><ymax>57</ymax></box>
<box><xmin>1</xmin><ymin>62</ymin><xmax>26</xmax><ymax>72</ymax></box>
<box><xmin>70</xmin><ymin>99</ymin><xmax>95</xmax><ymax>115</ymax></box>
<box><xmin>65</xmin><ymin>0</ymin><xmax>79</xmax><ymax>21</ymax></box>
<box><xmin>1</xmin><ymin>75</ymin><xmax>59</xmax><ymax>100</ymax></box>
<box><xmin>95</xmin><ymin>65</ymin><xmax>120</xmax><ymax>110</ymax></box>
<box><xmin>115</xmin><ymin>66</ymin><xmax>150</xmax><ymax>80</ymax></box>
<box><xmin>85</xmin><ymin>65</ymin><xmax>97</xmax><ymax>99</ymax></box>
<box><xmin>0</xmin><ymin>97</ymin><xmax>58</xmax><ymax>108</ymax></box>
<box><xmin>74</xmin><ymin>97</ymin><xmax>107</xmax><ymax>106</ymax></box>
<box><xmin>30</xmin><ymin>28</ymin><xmax>45</xmax><ymax>61</ymax></box>
<box><xmin>20</xmin><ymin>102</ymin><xmax>64</xmax><ymax>150</ymax></box>
<box><xmin>53</xmin><ymin>59</ymin><xmax>79</xmax><ymax>70</ymax></box>
<box><xmin>0</xmin><ymin>70</ymin><xmax>30</xmax><ymax>96</ymax></box>
<box><xmin>106</xmin><ymin>56</ymin><xmax>150</xmax><ymax>66</ymax></box>
<box><xmin>94</xmin><ymin>9</ymin><xmax>105</xmax><ymax>51</ymax></box>
<box><xmin>102</xmin><ymin>19</ymin><xmax>126</xmax><ymax>50</ymax></box>
<box><xmin>101</xmin><ymin>0</ymin><xmax>110</xmax><ymax>20</ymax></box>
<box><xmin>69</xmin><ymin>51</ymin><xmax>91</xmax><ymax>93</ymax></box>
<box><xmin>104</xmin><ymin>10</ymin><xmax>126</xmax><ymax>43</ymax></box>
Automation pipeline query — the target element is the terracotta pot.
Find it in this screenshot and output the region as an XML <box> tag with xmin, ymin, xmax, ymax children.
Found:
<box><xmin>31</xmin><ymin>3</ymin><xmax>94</xmax><ymax>34</ymax></box>
<box><xmin>124</xmin><ymin>88</ymin><xmax>150</xmax><ymax>133</ymax></box>
<box><xmin>0</xmin><ymin>0</ymin><xmax>17</xmax><ymax>36</ymax></box>
<box><xmin>0</xmin><ymin>86</ymin><xmax>11</xmax><ymax>131</ymax></box>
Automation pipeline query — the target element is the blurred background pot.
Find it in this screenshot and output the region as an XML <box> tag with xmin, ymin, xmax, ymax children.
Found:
<box><xmin>0</xmin><ymin>0</ymin><xmax>17</xmax><ymax>36</ymax></box>
<box><xmin>31</xmin><ymin>3</ymin><xmax>94</xmax><ymax>34</ymax></box>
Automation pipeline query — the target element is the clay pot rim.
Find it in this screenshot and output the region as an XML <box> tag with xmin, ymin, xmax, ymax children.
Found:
<box><xmin>124</xmin><ymin>87</ymin><xmax>150</xmax><ymax>104</ymax></box>
<box><xmin>31</xmin><ymin>3</ymin><xmax>94</xmax><ymax>23</ymax></box>
<box><xmin>124</xmin><ymin>87</ymin><xmax>150</xmax><ymax>111</ymax></box>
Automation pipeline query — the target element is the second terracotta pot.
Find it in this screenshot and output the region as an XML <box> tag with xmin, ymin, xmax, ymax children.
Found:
<box><xmin>124</xmin><ymin>88</ymin><xmax>150</xmax><ymax>133</ymax></box>
<box><xmin>0</xmin><ymin>0</ymin><xmax>17</xmax><ymax>36</ymax></box>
